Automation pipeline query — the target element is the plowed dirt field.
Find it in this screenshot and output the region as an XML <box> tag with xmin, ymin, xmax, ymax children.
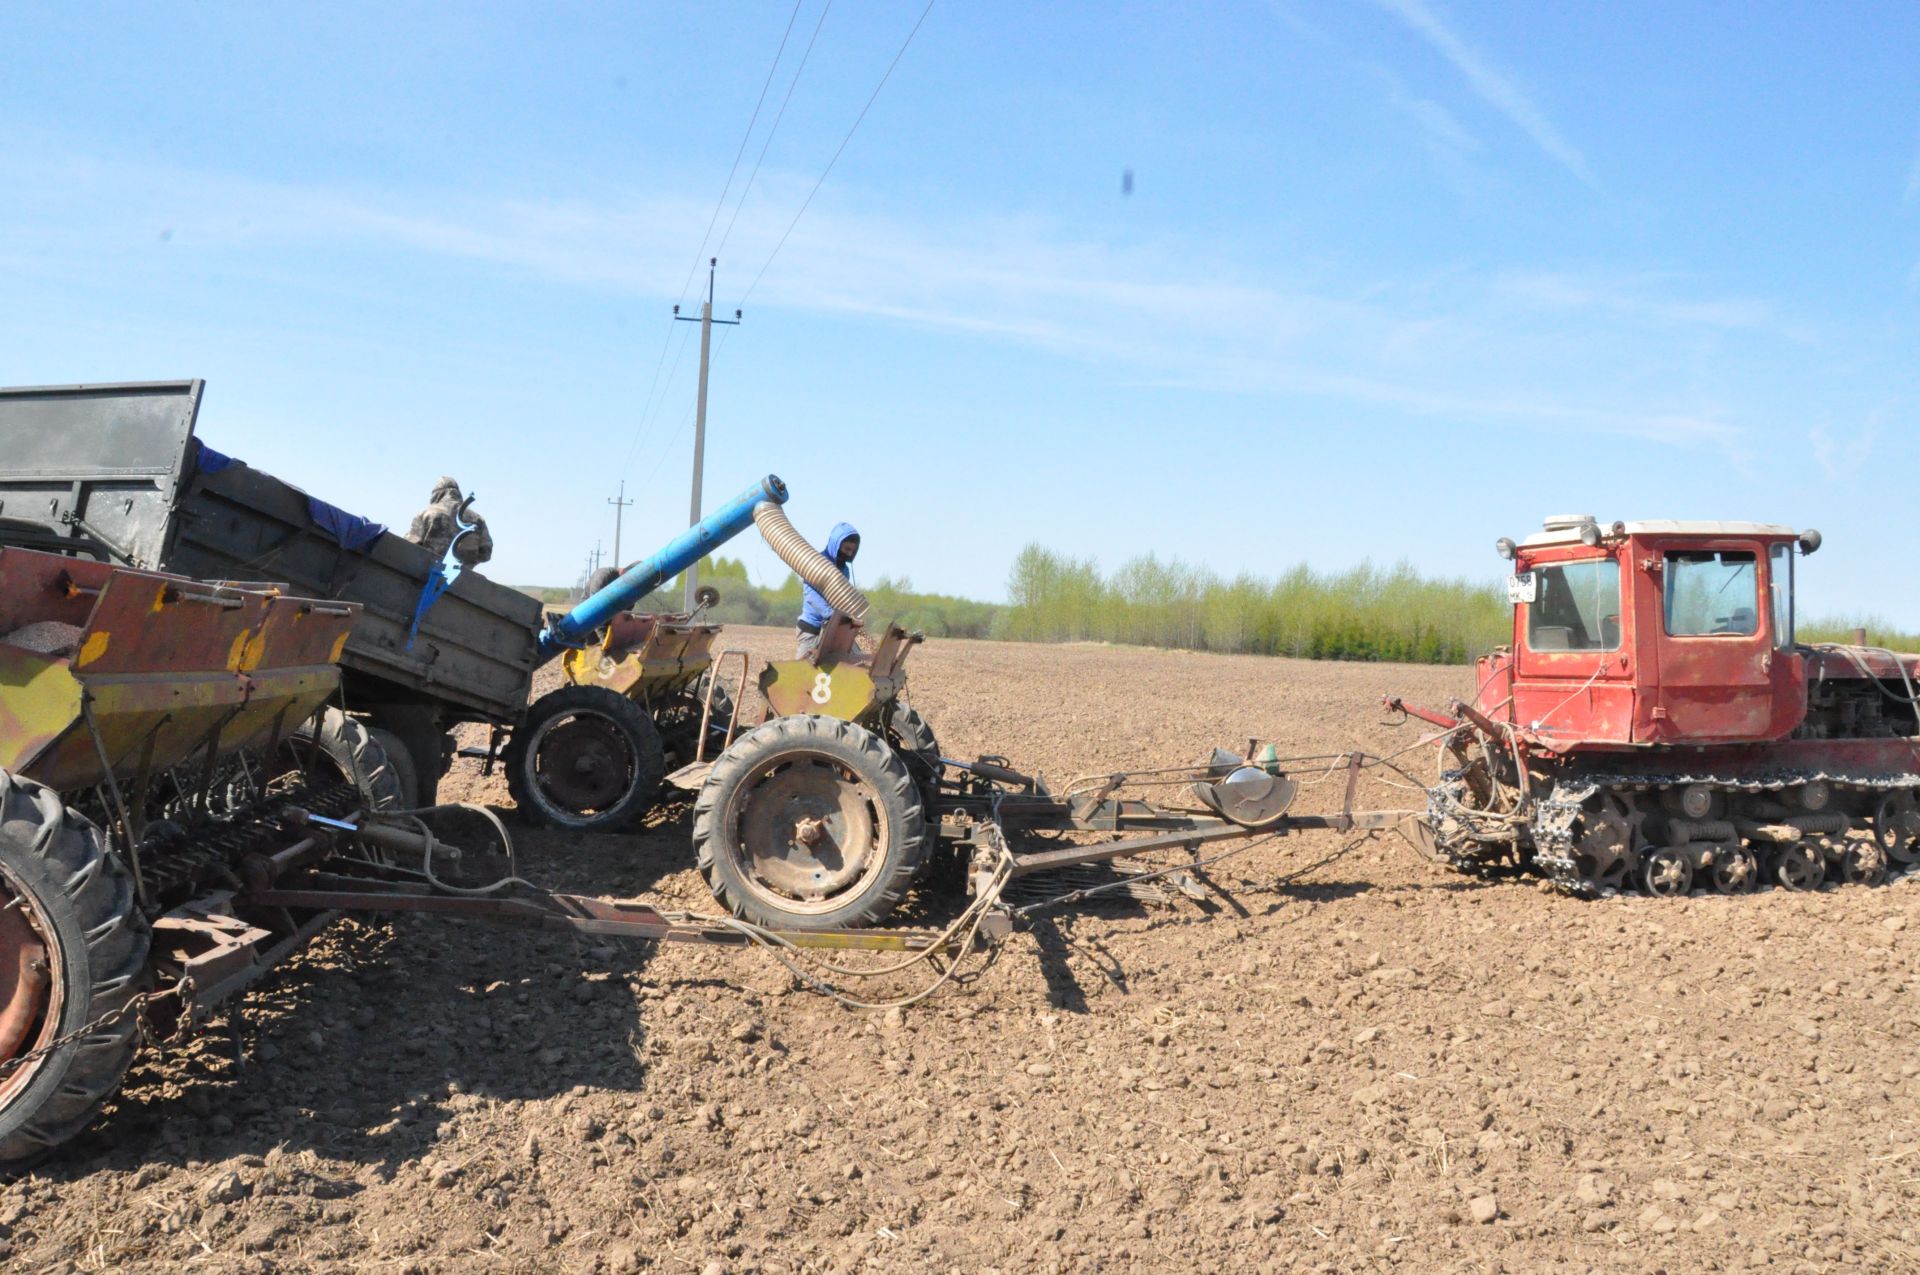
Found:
<box><xmin>6</xmin><ymin>627</ymin><xmax>1919</xmax><ymax>1273</ymax></box>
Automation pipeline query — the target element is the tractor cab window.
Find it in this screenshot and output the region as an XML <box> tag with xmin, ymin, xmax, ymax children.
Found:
<box><xmin>1664</xmin><ymin>550</ymin><xmax>1759</xmax><ymax>637</ymax></box>
<box><xmin>1769</xmin><ymin>543</ymin><xmax>1793</xmax><ymax>649</ymax></box>
<box><xmin>1527</xmin><ymin>558</ymin><xmax>1622</xmax><ymax>652</ymax></box>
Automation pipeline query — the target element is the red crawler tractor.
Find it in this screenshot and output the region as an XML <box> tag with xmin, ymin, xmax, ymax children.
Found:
<box><xmin>1391</xmin><ymin>515</ymin><xmax>1920</xmax><ymax>897</ymax></box>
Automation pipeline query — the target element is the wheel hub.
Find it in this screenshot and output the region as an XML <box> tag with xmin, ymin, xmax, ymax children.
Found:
<box><xmin>1711</xmin><ymin>845</ymin><xmax>1758</xmax><ymax>894</ymax></box>
<box><xmin>1874</xmin><ymin>793</ymin><xmax>1920</xmax><ymax>865</ymax></box>
<box><xmin>0</xmin><ymin>882</ymin><xmax>55</xmax><ymax>1104</ymax></box>
<box><xmin>1642</xmin><ymin>846</ymin><xmax>1693</xmax><ymax>897</ymax></box>
<box><xmin>738</xmin><ymin>758</ymin><xmax>886</xmax><ymax>904</ymax></box>
<box><xmin>1841</xmin><ymin>839</ymin><xmax>1887</xmax><ymax>886</ymax></box>
<box><xmin>1772</xmin><ymin>842</ymin><xmax>1824</xmax><ymax>890</ymax></box>
<box><xmin>534</xmin><ymin>714</ymin><xmax>633</xmax><ymax>812</ymax></box>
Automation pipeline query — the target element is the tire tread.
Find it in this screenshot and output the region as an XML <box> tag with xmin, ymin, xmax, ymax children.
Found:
<box><xmin>0</xmin><ymin>771</ymin><xmax>149</xmax><ymax>1169</ymax></box>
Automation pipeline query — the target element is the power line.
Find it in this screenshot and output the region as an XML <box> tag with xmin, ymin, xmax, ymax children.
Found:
<box><xmin>623</xmin><ymin>0</ymin><xmax>804</xmax><ymax>478</ymax></box>
<box><xmin>643</xmin><ymin>324</ymin><xmax>739</xmax><ymax>484</ymax></box>
<box><xmin>714</xmin><ymin>0</ymin><xmax>836</xmax><ymax>263</ymax></box>
<box><xmin>737</xmin><ymin>0</ymin><xmax>938</xmax><ymax>308</ymax></box>
<box><xmin>621</xmin><ymin>324</ymin><xmax>681</xmax><ymax>474</ymax></box>
<box><xmin>673</xmin><ymin>0</ymin><xmax>806</xmax><ymax>308</ymax></box>
<box><xmin>623</xmin><ymin>318</ymin><xmax>698</xmax><ymax>478</ymax></box>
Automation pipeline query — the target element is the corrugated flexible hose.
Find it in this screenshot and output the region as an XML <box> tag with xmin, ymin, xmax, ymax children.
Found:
<box><xmin>753</xmin><ymin>502</ymin><xmax>870</xmax><ymax>625</ymax></box>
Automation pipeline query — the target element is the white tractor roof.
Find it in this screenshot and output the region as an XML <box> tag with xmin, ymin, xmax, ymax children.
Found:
<box><xmin>1520</xmin><ymin>519</ymin><xmax>1798</xmax><ymax>548</ymax></box>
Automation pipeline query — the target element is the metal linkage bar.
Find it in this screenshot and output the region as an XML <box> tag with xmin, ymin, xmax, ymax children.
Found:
<box><xmin>244</xmin><ymin>871</ymin><xmax>947</xmax><ymax>952</ymax></box>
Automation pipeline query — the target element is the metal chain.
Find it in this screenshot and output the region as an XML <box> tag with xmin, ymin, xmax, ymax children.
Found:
<box><xmin>0</xmin><ymin>978</ymin><xmax>191</xmax><ymax>1078</ymax></box>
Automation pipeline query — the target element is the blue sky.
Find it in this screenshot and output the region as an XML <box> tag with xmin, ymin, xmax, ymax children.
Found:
<box><xmin>3</xmin><ymin>2</ymin><xmax>1918</xmax><ymax>622</ymax></box>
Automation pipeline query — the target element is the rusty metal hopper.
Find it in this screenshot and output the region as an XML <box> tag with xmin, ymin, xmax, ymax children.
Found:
<box><xmin>562</xmin><ymin>611</ymin><xmax>721</xmax><ymax>701</ymax></box>
<box><xmin>0</xmin><ymin>547</ymin><xmax>358</xmax><ymax>793</ymax></box>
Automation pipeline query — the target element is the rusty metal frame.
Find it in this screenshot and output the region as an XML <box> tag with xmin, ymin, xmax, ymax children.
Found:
<box><xmin>932</xmin><ymin>749</ymin><xmax>1416</xmax><ymax>885</ymax></box>
<box><xmin>695</xmin><ymin>647</ymin><xmax>752</xmax><ymax>765</ymax></box>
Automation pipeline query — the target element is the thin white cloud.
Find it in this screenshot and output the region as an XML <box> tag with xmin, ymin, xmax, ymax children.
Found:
<box><xmin>1364</xmin><ymin>63</ymin><xmax>1483</xmax><ymax>167</ymax></box>
<box><xmin>1811</xmin><ymin>416</ymin><xmax>1882</xmax><ymax>480</ymax></box>
<box><xmin>1493</xmin><ymin>270</ymin><xmax>1776</xmax><ymax>330</ymax></box>
<box><xmin>1368</xmin><ymin>0</ymin><xmax>1597</xmax><ymax>188</ymax></box>
<box><xmin>0</xmin><ymin>145</ymin><xmax>1777</xmax><ymax>458</ymax></box>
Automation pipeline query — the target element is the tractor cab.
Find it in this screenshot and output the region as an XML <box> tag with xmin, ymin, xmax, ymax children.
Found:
<box><xmin>1485</xmin><ymin>516</ymin><xmax>1821</xmax><ymax>751</ymax></box>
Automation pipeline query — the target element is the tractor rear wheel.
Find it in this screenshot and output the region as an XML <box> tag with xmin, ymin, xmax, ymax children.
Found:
<box><xmin>693</xmin><ymin>715</ymin><xmax>927</xmax><ymax>930</ymax></box>
<box><xmin>0</xmin><ymin>771</ymin><xmax>149</xmax><ymax>1170</ymax></box>
<box><xmin>506</xmin><ymin>685</ymin><xmax>666</xmax><ymax>831</ymax></box>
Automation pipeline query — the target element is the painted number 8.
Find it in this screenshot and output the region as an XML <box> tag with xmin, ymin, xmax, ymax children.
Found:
<box><xmin>809</xmin><ymin>671</ymin><xmax>833</xmax><ymax>704</ymax></box>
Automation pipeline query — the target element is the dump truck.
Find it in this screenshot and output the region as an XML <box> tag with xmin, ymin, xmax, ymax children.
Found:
<box><xmin>0</xmin><ymin>381</ymin><xmax>745</xmax><ymax>828</ymax></box>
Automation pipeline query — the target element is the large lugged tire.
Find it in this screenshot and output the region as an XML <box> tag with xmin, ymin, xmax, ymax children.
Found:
<box><xmin>886</xmin><ymin>703</ymin><xmax>941</xmax><ymax>780</ymax></box>
<box><xmin>366</xmin><ymin>727</ymin><xmax>422</xmax><ymax>810</ymax></box>
<box><xmin>885</xmin><ymin>703</ymin><xmax>952</xmax><ymax>883</ymax></box>
<box><xmin>289</xmin><ymin>708</ymin><xmax>406</xmax><ymax>812</ymax></box>
<box><xmin>693</xmin><ymin>715</ymin><xmax>928</xmax><ymax>930</ymax></box>
<box><xmin>653</xmin><ymin>672</ymin><xmax>739</xmax><ymax>766</ymax></box>
<box><xmin>0</xmin><ymin>772</ymin><xmax>150</xmax><ymax>1169</ymax></box>
<box><xmin>505</xmin><ymin>685</ymin><xmax>666</xmax><ymax>831</ymax></box>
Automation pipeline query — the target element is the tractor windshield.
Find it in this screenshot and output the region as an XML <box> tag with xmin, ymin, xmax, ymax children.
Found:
<box><xmin>1527</xmin><ymin>558</ymin><xmax>1621</xmax><ymax>652</ymax></box>
<box><xmin>1665</xmin><ymin>550</ymin><xmax>1758</xmax><ymax>636</ymax></box>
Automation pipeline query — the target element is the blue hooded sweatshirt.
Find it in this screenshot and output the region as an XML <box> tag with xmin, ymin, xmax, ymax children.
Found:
<box><xmin>798</xmin><ymin>522</ymin><xmax>858</xmax><ymax>628</ymax></box>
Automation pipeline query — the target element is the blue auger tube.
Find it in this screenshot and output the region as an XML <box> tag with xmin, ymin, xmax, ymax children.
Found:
<box><xmin>536</xmin><ymin>474</ymin><xmax>787</xmax><ymax>663</ymax></box>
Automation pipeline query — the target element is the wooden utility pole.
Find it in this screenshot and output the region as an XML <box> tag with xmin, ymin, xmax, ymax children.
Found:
<box><xmin>674</xmin><ymin>258</ymin><xmax>741</xmax><ymax>611</ymax></box>
<box><xmin>607</xmin><ymin>480</ymin><xmax>633</xmax><ymax>568</ymax></box>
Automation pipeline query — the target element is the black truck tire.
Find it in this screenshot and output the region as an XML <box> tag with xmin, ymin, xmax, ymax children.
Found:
<box><xmin>693</xmin><ymin>715</ymin><xmax>928</xmax><ymax>930</ymax></box>
<box><xmin>654</xmin><ymin>672</ymin><xmax>738</xmax><ymax>765</ymax></box>
<box><xmin>290</xmin><ymin>708</ymin><xmax>406</xmax><ymax>813</ymax></box>
<box><xmin>367</xmin><ymin>727</ymin><xmax>422</xmax><ymax>810</ymax></box>
<box><xmin>0</xmin><ymin>771</ymin><xmax>150</xmax><ymax>1169</ymax></box>
<box><xmin>505</xmin><ymin>685</ymin><xmax>666</xmax><ymax>831</ymax></box>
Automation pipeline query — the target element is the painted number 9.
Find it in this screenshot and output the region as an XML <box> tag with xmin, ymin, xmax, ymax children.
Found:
<box><xmin>810</xmin><ymin>671</ymin><xmax>833</xmax><ymax>704</ymax></box>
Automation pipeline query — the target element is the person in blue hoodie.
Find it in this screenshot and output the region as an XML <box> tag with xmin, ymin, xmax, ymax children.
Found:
<box><xmin>795</xmin><ymin>522</ymin><xmax>859</xmax><ymax>659</ymax></box>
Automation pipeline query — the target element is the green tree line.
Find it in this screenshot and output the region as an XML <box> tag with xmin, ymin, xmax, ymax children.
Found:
<box><xmin>998</xmin><ymin>545</ymin><xmax>1508</xmax><ymax>663</ymax></box>
<box><xmin>520</xmin><ymin>547</ymin><xmax>1920</xmax><ymax>665</ymax></box>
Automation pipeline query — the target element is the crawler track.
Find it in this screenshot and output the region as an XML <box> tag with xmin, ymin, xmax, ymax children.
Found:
<box><xmin>1431</xmin><ymin>766</ymin><xmax>1920</xmax><ymax>898</ymax></box>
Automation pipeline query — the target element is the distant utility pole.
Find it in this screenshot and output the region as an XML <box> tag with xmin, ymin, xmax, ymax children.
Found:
<box><xmin>607</xmin><ymin>480</ymin><xmax>633</xmax><ymax>569</ymax></box>
<box><xmin>674</xmin><ymin>257</ymin><xmax>742</xmax><ymax>611</ymax></box>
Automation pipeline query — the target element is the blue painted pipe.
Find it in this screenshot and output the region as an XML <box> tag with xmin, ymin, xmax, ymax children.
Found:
<box><xmin>536</xmin><ymin>474</ymin><xmax>787</xmax><ymax>663</ymax></box>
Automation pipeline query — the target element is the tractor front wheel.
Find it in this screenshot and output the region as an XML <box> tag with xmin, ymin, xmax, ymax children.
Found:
<box><xmin>693</xmin><ymin>715</ymin><xmax>928</xmax><ymax>930</ymax></box>
<box><xmin>0</xmin><ymin>771</ymin><xmax>149</xmax><ymax>1170</ymax></box>
<box><xmin>506</xmin><ymin>686</ymin><xmax>666</xmax><ymax>831</ymax></box>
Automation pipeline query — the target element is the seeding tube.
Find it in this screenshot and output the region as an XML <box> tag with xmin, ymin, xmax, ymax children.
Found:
<box><xmin>751</xmin><ymin>501</ymin><xmax>870</xmax><ymax>626</ymax></box>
